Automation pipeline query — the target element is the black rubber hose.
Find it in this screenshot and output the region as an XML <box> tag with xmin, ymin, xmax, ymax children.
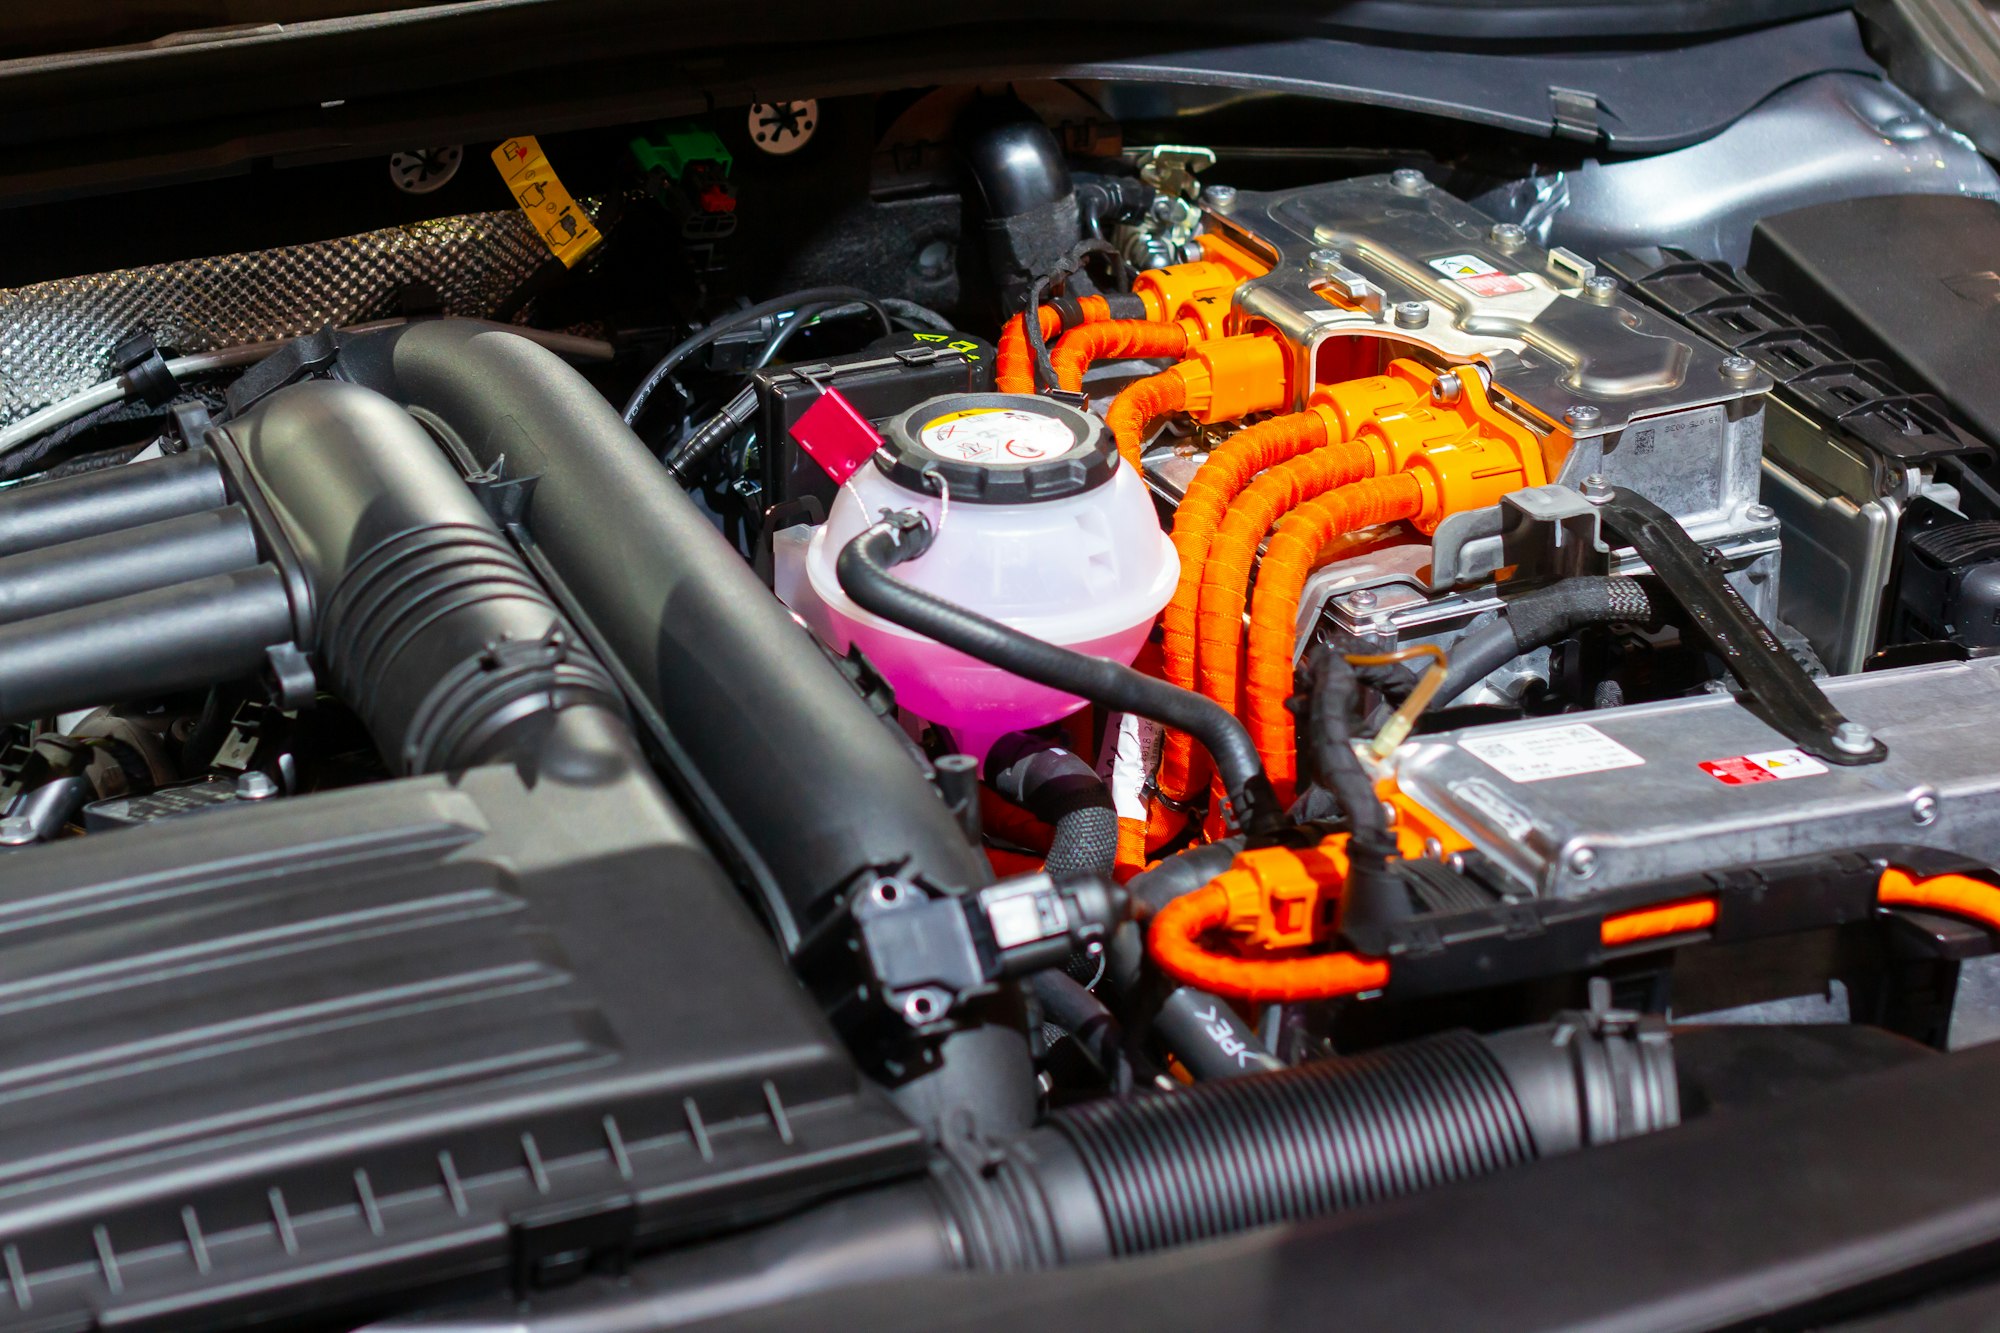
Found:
<box><xmin>984</xmin><ymin>733</ymin><xmax>1117</xmax><ymax>882</ymax></box>
<box><xmin>1112</xmin><ymin>839</ymin><xmax>1280</xmax><ymax>1081</ymax></box>
<box><xmin>1298</xmin><ymin>644</ymin><xmax>1406</xmax><ymax>948</ymax></box>
<box><xmin>1030</xmin><ymin>971</ymin><xmax>1134</xmax><ymax>1088</ymax></box>
<box><xmin>837</xmin><ymin>514</ymin><xmax>1286</xmax><ymax>838</ymax></box>
<box><xmin>1439</xmin><ymin>575</ymin><xmax>1657</xmax><ymax>704</ymax></box>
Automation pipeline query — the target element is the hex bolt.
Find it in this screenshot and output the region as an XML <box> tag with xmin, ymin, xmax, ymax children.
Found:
<box><xmin>1580</xmin><ymin>474</ymin><xmax>1614</xmax><ymax>502</ymax></box>
<box><xmin>1565</xmin><ymin>404</ymin><xmax>1603</xmax><ymax>429</ymax></box>
<box><xmin>1745</xmin><ymin>502</ymin><xmax>1777</xmax><ymax>523</ymax></box>
<box><xmin>1831</xmin><ymin>721</ymin><xmax>1875</xmax><ymax>756</ymax></box>
<box><xmin>1912</xmin><ymin>793</ymin><xmax>1940</xmax><ymax>827</ymax></box>
<box><xmin>1308</xmin><ymin>248</ymin><xmax>1345</xmax><ymax>276</ymax></box>
<box><xmin>0</xmin><ymin>815</ymin><xmax>36</xmax><ymax>847</ymax></box>
<box><xmin>1566</xmin><ymin>846</ymin><xmax>1599</xmax><ymax>879</ymax></box>
<box><xmin>1393</xmin><ymin>300</ymin><xmax>1430</xmax><ymax>329</ymax></box>
<box><xmin>1391</xmin><ymin>167</ymin><xmax>1429</xmax><ymax>194</ymax></box>
<box><xmin>1583</xmin><ymin>274</ymin><xmax>1618</xmax><ymax>303</ymax></box>
<box><xmin>1720</xmin><ymin>354</ymin><xmax>1758</xmax><ymax>383</ymax></box>
<box><xmin>1489</xmin><ymin>222</ymin><xmax>1527</xmax><ymax>253</ymax></box>
<box><xmin>235</xmin><ymin>770</ymin><xmax>279</xmax><ymax>800</ymax></box>
<box><xmin>1431</xmin><ymin>371</ymin><xmax>1463</xmax><ymax>405</ymax></box>
<box><xmin>1200</xmin><ymin>183</ymin><xmax>1238</xmax><ymax>214</ymax></box>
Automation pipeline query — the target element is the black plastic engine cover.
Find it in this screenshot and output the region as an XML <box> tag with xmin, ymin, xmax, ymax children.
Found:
<box><xmin>0</xmin><ymin>751</ymin><xmax>922</xmax><ymax>1331</ymax></box>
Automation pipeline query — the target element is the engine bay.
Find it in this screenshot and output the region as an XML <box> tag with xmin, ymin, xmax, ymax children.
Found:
<box><xmin>6</xmin><ymin>16</ymin><xmax>2000</xmax><ymax>1327</ymax></box>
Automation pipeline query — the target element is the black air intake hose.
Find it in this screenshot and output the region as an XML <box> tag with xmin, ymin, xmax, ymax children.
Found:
<box><xmin>339</xmin><ymin>322</ymin><xmax>991</xmax><ymax>932</ymax></box>
<box><xmin>377</xmin><ymin>1017</ymin><xmax>1677</xmax><ymax>1331</ymax></box>
<box><xmin>336</xmin><ymin>322</ymin><xmax>1030</xmax><ymax>1137</ymax></box>
<box><xmin>225</xmin><ymin>379</ymin><xmax>625</xmax><ymax>774</ymax></box>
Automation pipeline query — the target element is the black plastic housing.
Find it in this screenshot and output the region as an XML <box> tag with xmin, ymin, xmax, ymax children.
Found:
<box><xmin>0</xmin><ymin>742</ymin><xmax>922</xmax><ymax>1331</ymax></box>
<box><xmin>1746</xmin><ymin>194</ymin><xmax>2000</xmax><ymax>449</ymax></box>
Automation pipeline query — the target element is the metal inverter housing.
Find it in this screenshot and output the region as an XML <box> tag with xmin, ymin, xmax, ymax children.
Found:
<box><xmin>1390</xmin><ymin>655</ymin><xmax>2000</xmax><ymax>900</ymax></box>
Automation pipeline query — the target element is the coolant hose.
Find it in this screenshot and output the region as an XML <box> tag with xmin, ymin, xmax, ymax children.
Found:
<box><xmin>984</xmin><ymin>732</ymin><xmax>1117</xmax><ymax>882</ymax></box>
<box><xmin>1438</xmin><ymin>575</ymin><xmax>1658</xmax><ymax>705</ymax></box>
<box><xmin>836</xmin><ymin>514</ymin><xmax>1287</xmax><ymax>838</ymax></box>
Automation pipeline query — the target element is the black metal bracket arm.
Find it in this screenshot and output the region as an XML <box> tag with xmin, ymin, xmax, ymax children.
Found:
<box><xmin>1596</xmin><ymin>486</ymin><xmax>1885</xmax><ymax>765</ymax></box>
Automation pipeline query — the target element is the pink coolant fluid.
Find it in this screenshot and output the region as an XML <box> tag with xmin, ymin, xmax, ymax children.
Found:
<box><xmin>795</xmin><ymin>393</ymin><xmax>1178</xmax><ymax>761</ymax></box>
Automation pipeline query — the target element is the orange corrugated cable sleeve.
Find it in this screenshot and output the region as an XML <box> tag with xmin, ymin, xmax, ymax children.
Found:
<box><xmin>1244</xmin><ymin>473</ymin><xmax>1426</xmax><ymax>802</ymax></box>
<box><xmin>995</xmin><ymin>298</ymin><xmax>1114</xmax><ymax>395</ymax></box>
<box><xmin>1149</xmin><ymin>883</ymin><xmax>1390</xmax><ymax>1002</ymax></box>
<box><xmin>1196</xmin><ymin>439</ymin><xmax>1378</xmax><ymax>723</ymax></box>
<box><xmin>1154</xmin><ymin>412</ymin><xmax>1331</xmax><ymax>805</ymax></box>
<box><xmin>1103</xmin><ymin>369</ymin><xmax>1187</xmax><ymax>472</ymax></box>
<box><xmin>1051</xmin><ymin>320</ymin><xmax>1191</xmax><ymax>393</ymax></box>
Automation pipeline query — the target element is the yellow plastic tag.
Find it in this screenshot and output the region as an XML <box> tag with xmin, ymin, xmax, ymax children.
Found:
<box><xmin>491</xmin><ymin>135</ymin><xmax>602</xmax><ymax>268</ymax></box>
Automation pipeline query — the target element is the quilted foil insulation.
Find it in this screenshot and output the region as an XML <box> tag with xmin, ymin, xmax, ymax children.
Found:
<box><xmin>0</xmin><ymin>209</ymin><xmax>555</xmax><ymax>425</ymax></box>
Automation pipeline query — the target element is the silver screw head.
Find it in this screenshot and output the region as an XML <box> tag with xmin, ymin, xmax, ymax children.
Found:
<box><xmin>236</xmin><ymin>770</ymin><xmax>279</xmax><ymax>800</ymax></box>
<box><xmin>1583</xmin><ymin>274</ymin><xmax>1618</xmax><ymax>303</ymax></box>
<box><xmin>1431</xmin><ymin>371</ymin><xmax>1463</xmax><ymax>405</ymax></box>
<box><xmin>1566</xmin><ymin>846</ymin><xmax>1599</xmax><ymax>878</ymax></box>
<box><xmin>1831</xmin><ymin>721</ymin><xmax>1874</xmax><ymax>755</ymax></box>
<box><xmin>1393</xmin><ymin>300</ymin><xmax>1430</xmax><ymax>329</ymax></box>
<box><xmin>0</xmin><ymin>815</ymin><xmax>36</xmax><ymax>847</ymax></box>
<box><xmin>1391</xmin><ymin>167</ymin><xmax>1429</xmax><ymax>193</ymax></box>
<box><xmin>1489</xmin><ymin>222</ymin><xmax>1527</xmax><ymax>252</ymax></box>
<box><xmin>1200</xmin><ymin>183</ymin><xmax>1238</xmax><ymax>213</ymax></box>
<box><xmin>1565</xmin><ymin>403</ymin><xmax>1603</xmax><ymax>429</ymax></box>
<box><xmin>1308</xmin><ymin>247</ymin><xmax>1345</xmax><ymax>275</ymax></box>
<box><xmin>1720</xmin><ymin>354</ymin><xmax>1758</xmax><ymax>383</ymax></box>
<box><xmin>1745</xmin><ymin>502</ymin><xmax>1777</xmax><ymax>523</ymax></box>
<box><xmin>1349</xmin><ymin>588</ymin><xmax>1379</xmax><ymax>609</ymax></box>
<box><xmin>1912</xmin><ymin>792</ymin><xmax>1940</xmax><ymax>826</ymax></box>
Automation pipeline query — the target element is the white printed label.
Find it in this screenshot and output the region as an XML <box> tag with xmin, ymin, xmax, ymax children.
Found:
<box><xmin>1447</xmin><ymin>777</ymin><xmax>1537</xmax><ymax>840</ymax></box>
<box><xmin>1460</xmin><ymin>723</ymin><xmax>1645</xmax><ymax>783</ymax></box>
<box><xmin>1427</xmin><ymin>252</ymin><xmax>1531</xmax><ymax>297</ymax></box>
<box><xmin>1099</xmin><ymin>712</ymin><xmax>1164</xmax><ymax>824</ymax></box>
<box><xmin>920</xmin><ymin>407</ymin><xmax>1070</xmax><ymax>465</ymax></box>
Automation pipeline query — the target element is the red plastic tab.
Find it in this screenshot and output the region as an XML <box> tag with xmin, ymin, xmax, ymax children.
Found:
<box><xmin>791</xmin><ymin>387</ymin><xmax>884</xmax><ymax>485</ymax></box>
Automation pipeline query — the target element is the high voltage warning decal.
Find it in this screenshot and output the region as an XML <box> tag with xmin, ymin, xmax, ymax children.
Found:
<box><xmin>1428</xmin><ymin>252</ymin><xmax>1530</xmax><ymax>298</ymax></box>
<box><xmin>492</xmin><ymin>136</ymin><xmax>602</xmax><ymax>267</ymax></box>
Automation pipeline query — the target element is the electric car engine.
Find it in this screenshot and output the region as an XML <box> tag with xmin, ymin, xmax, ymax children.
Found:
<box><xmin>2</xmin><ymin>17</ymin><xmax>2000</xmax><ymax>1328</ymax></box>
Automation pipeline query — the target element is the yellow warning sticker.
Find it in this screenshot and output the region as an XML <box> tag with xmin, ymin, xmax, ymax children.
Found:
<box><xmin>491</xmin><ymin>135</ymin><xmax>602</xmax><ymax>268</ymax></box>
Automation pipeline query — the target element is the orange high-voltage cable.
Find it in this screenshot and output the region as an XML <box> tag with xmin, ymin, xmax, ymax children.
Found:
<box><xmin>1050</xmin><ymin>319</ymin><xmax>1191</xmax><ymax>393</ymax></box>
<box><xmin>1153</xmin><ymin>411</ymin><xmax>1326</xmax><ymax>808</ymax></box>
<box><xmin>995</xmin><ymin>297</ymin><xmax>1114</xmax><ymax>394</ymax></box>
<box><xmin>1243</xmin><ymin>473</ymin><xmax>1427</xmax><ymax>802</ymax></box>
<box><xmin>1195</xmin><ymin>441</ymin><xmax>1377</xmax><ymax>726</ymax></box>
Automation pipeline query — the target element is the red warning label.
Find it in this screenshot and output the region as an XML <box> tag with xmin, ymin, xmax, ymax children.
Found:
<box><xmin>1699</xmin><ymin>748</ymin><xmax>1829</xmax><ymax>785</ymax></box>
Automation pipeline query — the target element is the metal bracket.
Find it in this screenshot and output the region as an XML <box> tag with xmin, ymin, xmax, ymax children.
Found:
<box><xmin>1595</xmin><ymin>486</ymin><xmax>1886</xmax><ymax>765</ymax></box>
<box><xmin>1549</xmin><ymin>86</ymin><xmax>1604</xmax><ymax>143</ymax></box>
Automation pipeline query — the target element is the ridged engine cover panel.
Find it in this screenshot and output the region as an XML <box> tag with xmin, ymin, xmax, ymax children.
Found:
<box><xmin>0</xmin><ymin>763</ymin><xmax>921</xmax><ymax>1330</ymax></box>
